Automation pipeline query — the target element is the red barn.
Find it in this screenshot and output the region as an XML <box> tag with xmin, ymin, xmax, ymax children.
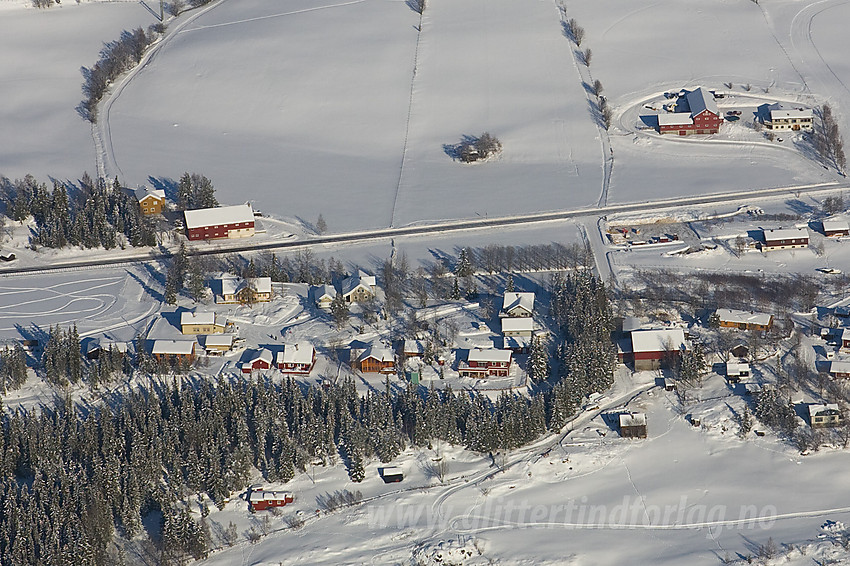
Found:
<box><xmin>184</xmin><ymin>204</ymin><xmax>255</xmax><ymax>241</ymax></box>
<box><xmin>629</xmin><ymin>328</ymin><xmax>687</xmax><ymax>371</ymax></box>
<box><xmin>657</xmin><ymin>87</ymin><xmax>723</xmax><ymax>135</ymax></box>
<box><xmin>248</xmin><ymin>490</ymin><xmax>294</xmax><ymax>511</ymax></box>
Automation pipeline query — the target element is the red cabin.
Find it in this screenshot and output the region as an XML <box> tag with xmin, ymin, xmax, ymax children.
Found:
<box><xmin>249</xmin><ymin>490</ymin><xmax>294</xmax><ymax>511</ymax></box>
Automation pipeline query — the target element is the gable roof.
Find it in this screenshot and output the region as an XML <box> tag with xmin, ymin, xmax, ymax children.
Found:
<box><xmin>277</xmin><ymin>342</ymin><xmax>315</xmax><ymax>365</ymax></box>
<box><xmin>134</xmin><ymin>187</ymin><xmax>166</xmax><ymax>203</ymax></box>
<box><xmin>152</xmin><ymin>340</ymin><xmax>195</xmax><ymax>355</ymax></box>
<box><xmin>619</xmin><ymin>412</ymin><xmax>646</xmax><ymax>427</ymax></box>
<box><xmin>180</xmin><ymin>312</ymin><xmax>217</xmax><ymax>326</ymax></box>
<box><xmin>809</xmin><ymin>403</ymin><xmax>840</xmax><ymax>418</ymax></box>
<box><xmin>358</xmin><ymin>346</ymin><xmax>394</xmax><ymax>363</ymax></box>
<box><xmin>715</xmin><ymin>308</ymin><xmax>773</xmax><ymax>326</ymax></box>
<box><xmin>823</xmin><ymin>220</ymin><xmax>850</xmax><ymax>233</ymax></box>
<box><xmin>630</xmin><ymin>328</ymin><xmax>686</xmax><ymax>353</ymax></box>
<box><xmin>763</xmin><ymin>228</ymin><xmax>808</xmax><ymax>242</ymax></box>
<box><xmin>685</xmin><ymin>87</ymin><xmax>719</xmax><ymax>117</ymax></box>
<box><xmin>246</xmin><ymin>348</ymin><xmax>274</xmax><ymax>365</ymax></box>
<box><xmin>312</xmin><ymin>284</ymin><xmax>336</xmax><ymax>301</ymax></box>
<box><xmin>240</xmin><ymin>277</ymin><xmax>272</xmax><ymax>295</ymax></box>
<box><xmin>204</xmin><ymin>335</ymin><xmax>233</xmax><ymax>348</ymax></box>
<box><xmin>501</xmin><ymin>318</ymin><xmax>534</xmax><ymax>333</ymax></box>
<box><xmin>342</xmin><ymin>271</ymin><xmax>376</xmax><ymax>297</ymax></box>
<box><xmin>468</xmin><ymin>348</ymin><xmax>512</xmax><ymax>363</ymax></box>
<box><xmin>502</xmin><ymin>292</ymin><xmax>534</xmax><ymax>314</ymax></box>
<box><xmin>183</xmin><ymin>204</ymin><xmax>254</xmax><ymax>230</ymax></box>
<box><xmin>829</xmin><ymin>360</ymin><xmax>850</xmax><ymax>374</ymax></box>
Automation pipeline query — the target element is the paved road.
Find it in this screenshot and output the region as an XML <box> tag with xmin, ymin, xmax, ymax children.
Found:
<box><xmin>0</xmin><ymin>181</ymin><xmax>842</xmax><ymax>277</ymax></box>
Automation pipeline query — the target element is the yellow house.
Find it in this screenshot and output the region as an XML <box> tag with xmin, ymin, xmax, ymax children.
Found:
<box><xmin>134</xmin><ymin>187</ymin><xmax>166</xmax><ymax>215</ymax></box>
<box><xmin>180</xmin><ymin>312</ymin><xmax>225</xmax><ymax>335</ymax></box>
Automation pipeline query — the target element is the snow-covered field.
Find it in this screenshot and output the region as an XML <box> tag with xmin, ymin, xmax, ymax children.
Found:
<box><xmin>3</xmin><ymin>0</ymin><xmax>850</xmax><ymax>564</ymax></box>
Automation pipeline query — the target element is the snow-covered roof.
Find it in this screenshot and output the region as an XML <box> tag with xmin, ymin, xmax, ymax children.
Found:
<box><xmin>403</xmin><ymin>340</ymin><xmax>426</xmax><ymax>354</ymax></box>
<box><xmin>763</xmin><ymin>228</ymin><xmax>808</xmax><ymax>242</ymax></box>
<box><xmin>467</xmin><ymin>348</ymin><xmax>512</xmax><ymax>363</ymax></box>
<box><xmin>726</xmin><ymin>362</ymin><xmax>750</xmax><ymax>373</ymax></box>
<box><xmin>342</xmin><ymin>271</ymin><xmax>376</xmax><ymax>296</ymax></box>
<box><xmin>715</xmin><ymin>308</ymin><xmax>773</xmax><ymax>326</ymax></box>
<box><xmin>829</xmin><ymin>360</ymin><xmax>850</xmax><ymax>374</ymax></box>
<box><xmin>630</xmin><ymin>328</ymin><xmax>686</xmax><ymax>353</ymax></box>
<box><xmin>312</xmin><ymin>284</ymin><xmax>336</xmax><ymax>300</ymax></box>
<box><xmin>685</xmin><ymin>87</ymin><xmax>719</xmax><ymax>117</ymax></box>
<box><xmin>183</xmin><ymin>204</ymin><xmax>254</xmax><ymax>229</ymax></box>
<box><xmin>380</xmin><ymin>466</ymin><xmax>403</xmax><ymax>475</ymax></box>
<box><xmin>502</xmin><ymin>292</ymin><xmax>534</xmax><ymax>313</ymax></box>
<box><xmin>619</xmin><ymin>413</ymin><xmax>646</xmax><ymax>427</ymax></box>
<box><xmin>809</xmin><ymin>403</ymin><xmax>840</xmax><ymax>418</ymax></box>
<box><xmin>180</xmin><ymin>312</ymin><xmax>217</xmax><ymax>326</ymax></box>
<box><xmin>248</xmin><ymin>490</ymin><xmax>292</xmax><ymax>502</ymax></box>
<box><xmin>768</xmin><ymin>105</ymin><xmax>812</xmax><ymax>120</ymax></box>
<box><xmin>152</xmin><ymin>340</ymin><xmax>195</xmax><ymax>355</ymax></box>
<box><xmin>823</xmin><ymin>220</ymin><xmax>850</xmax><ymax>233</ymax></box>
<box><xmin>277</xmin><ymin>342</ymin><xmax>315</xmax><ymax>365</ymax></box>
<box><xmin>501</xmin><ymin>318</ymin><xmax>533</xmax><ymax>333</ymax></box>
<box><xmin>657</xmin><ymin>113</ymin><xmax>694</xmax><ymax>126</ymax></box>
<box><xmin>134</xmin><ymin>187</ymin><xmax>165</xmax><ymax>202</ymax></box>
<box><xmin>220</xmin><ymin>277</ymin><xmax>272</xmax><ymax>296</ymax></box>
<box><xmin>244</xmin><ymin>277</ymin><xmax>272</xmax><ymax>294</ymax></box>
<box><xmin>247</xmin><ymin>348</ymin><xmax>274</xmax><ymax>364</ymax></box>
<box><xmin>358</xmin><ymin>346</ymin><xmax>394</xmax><ymax>363</ymax></box>
<box><xmin>204</xmin><ymin>335</ymin><xmax>233</xmax><ymax>348</ymax></box>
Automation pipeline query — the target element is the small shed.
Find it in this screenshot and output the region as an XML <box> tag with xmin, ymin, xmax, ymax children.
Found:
<box><xmin>379</xmin><ymin>466</ymin><xmax>404</xmax><ymax>483</ymax></box>
<box><xmin>619</xmin><ymin>412</ymin><xmax>647</xmax><ymax>439</ymax></box>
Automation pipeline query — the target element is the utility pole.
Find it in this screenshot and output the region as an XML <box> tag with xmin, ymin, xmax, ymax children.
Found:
<box><xmin>159</xmin><ymin>0</ymin><xmax>164</xmax><ymax>21</ymax></box>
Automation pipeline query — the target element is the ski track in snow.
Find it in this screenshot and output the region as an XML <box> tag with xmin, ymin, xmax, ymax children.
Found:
<box><xmin>389</xmin><ymin>6</ymin><xmax>424</xmax><ymax>229</ymax></box>
<box><xmin>789</xmin><ymin>0</ymin><xmax>850</xmax><ymax>98</ymax></box>
<box><xmin>179</xmin><ymin>0</ymin><xmax>365</xmax><ymax>33</ymax></box>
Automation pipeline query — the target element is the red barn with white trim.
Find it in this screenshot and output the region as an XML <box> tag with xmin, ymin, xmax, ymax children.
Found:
<box><xmin>184</xmin><ymin>204</ymin><xmax>255</xmax><ymax>241</ymax></box>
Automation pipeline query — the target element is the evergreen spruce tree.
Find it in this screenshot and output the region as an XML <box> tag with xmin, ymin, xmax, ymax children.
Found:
<box><xmin>330</xmin><ymin>293</ymin><xmax>349</xmax><ymax>329</ymax></box>
<box><xmin>528</xmin><ymin>336</ymin><xmax>549</xmax><ymax>383</ymax></box>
